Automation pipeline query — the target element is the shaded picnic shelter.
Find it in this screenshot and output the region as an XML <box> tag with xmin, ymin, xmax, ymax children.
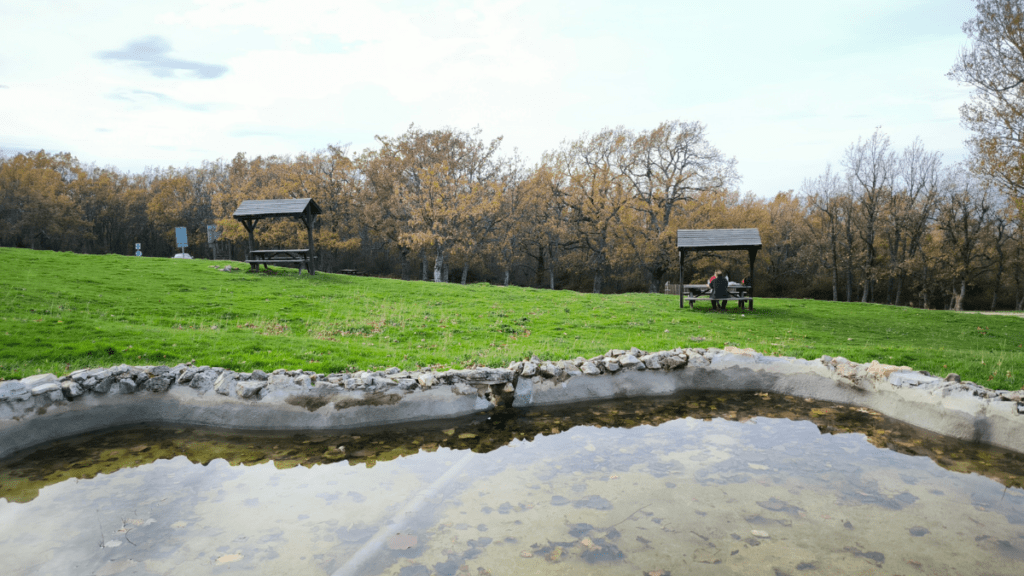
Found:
<box><xmin>232</xmin><ymin>198</ymin><xmax>322</xmax><ymax>275</ymax></box>
<box><xmin>677</xmin><ymin>228</ymin><xmax>762</xmax><ymax>308</ymax></box>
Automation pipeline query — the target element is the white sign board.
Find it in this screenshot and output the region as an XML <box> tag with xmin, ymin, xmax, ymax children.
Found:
<box><xmin>175</xmin><ymin>227</ymin><xmax>188</xmax><ymax>248</ymax></box>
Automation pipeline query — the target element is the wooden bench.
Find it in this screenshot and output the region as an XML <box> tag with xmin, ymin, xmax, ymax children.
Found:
<box><xmin>683</xmin><ymin>296</ymin><xmax>753</xmax><ymax>310</ymax></box>
<box><xmin>246</xmin><ymin>249</ymin><xmax>313</xmax><ymax>273</ymax></box>
<box><xmin>682</xmin><ymin>284</ymin><xmax>753</xmax><ymax>310</ymax></box>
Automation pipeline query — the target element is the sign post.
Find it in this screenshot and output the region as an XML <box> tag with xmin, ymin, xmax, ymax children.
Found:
<box><xmin>135</xmin><ymin>243</ymin><xmax>142</xmax><ymax>257</ymax></box>
<box><xmin>175</xmin><ymin>227</ymin><xmax>188</xmax><ymax>258</ymax></box>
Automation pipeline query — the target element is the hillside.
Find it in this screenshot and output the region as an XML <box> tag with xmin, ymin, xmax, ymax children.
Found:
<box><xmin>0</xmin><ymin>248</ymin><xmax>1020</xmax><ymax>390</ymax></box>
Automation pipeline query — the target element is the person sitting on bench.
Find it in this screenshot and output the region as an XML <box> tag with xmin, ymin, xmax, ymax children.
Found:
<box><xmin>709</xmin><ymin>269</ymin><xmax>730</xmax><ymax>310</ymax></box>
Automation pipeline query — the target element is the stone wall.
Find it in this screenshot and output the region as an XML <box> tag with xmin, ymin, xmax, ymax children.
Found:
<box><xmin>1</xmin><ymin>346</ymin><xmax>1022</xmax><ymax>460</ymax></box>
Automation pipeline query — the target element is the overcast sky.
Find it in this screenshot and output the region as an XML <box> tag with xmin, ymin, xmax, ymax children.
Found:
<box><xmin>0</xmin><ymin>0</ymin><xmax>976</xmax><ymax>196</ymax></box>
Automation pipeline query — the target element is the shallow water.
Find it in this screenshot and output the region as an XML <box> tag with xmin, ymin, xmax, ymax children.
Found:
<box><xmin>2</xmin><ymin>393</ymin><xmax>1024</xmax><ymax>575</ymax></box>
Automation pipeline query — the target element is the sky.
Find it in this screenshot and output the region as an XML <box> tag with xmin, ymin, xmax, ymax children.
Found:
<box><xmin>0</xmin><ymin>0</ymin><xmax>977</xmax><ymax>196</ymax></box>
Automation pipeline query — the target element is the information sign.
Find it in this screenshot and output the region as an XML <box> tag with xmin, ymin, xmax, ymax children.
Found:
<box><xmin>175</xmin><ymin>227</ymin><xmax>188</xmax><ymax>248</ymax></box>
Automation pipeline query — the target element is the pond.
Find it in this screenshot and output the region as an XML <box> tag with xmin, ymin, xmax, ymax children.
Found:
<box><xmin>1</xmin><ymin>392</ymin><xmax>1023</xmax><ymax>576</ymax></box>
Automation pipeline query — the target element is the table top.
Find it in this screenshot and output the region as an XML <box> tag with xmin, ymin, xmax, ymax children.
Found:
<box><xmin>250</xmin><ymin>249</ymin><xmax>310</xmax><ymax>254</ymax></box>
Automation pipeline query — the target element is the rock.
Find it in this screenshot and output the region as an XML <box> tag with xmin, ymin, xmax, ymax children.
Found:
<box><xmin>295</xmin><ymin>375</ymin><xmax>312</xmax><ymax>388</ymax></box>
<box><xmin>144</xmin><ymin>375</ymin><xmax>173</xmax><ymax>393</ymax></box>
<box><xmin>92</xmin><ymin>375</ymin><xmax>116</xmax><ymax>394</ymax></box>
<box><xmin>580</xmin><ymin>361</ymin><xmax>602</xmax><ymax>376</ymax></box>
<box><xmin>31</xmin><ymin>383</ymin><xmax>61</xmax><ymax>396</ymax></box>
<box><xmin>0</xmin><ymin>381</ymin><xmax>30</xmax><ymax>402</ymax></box>
<box><xmin>22</xmin><ymin>374</ymin><xmax>58</xmax><ymax>388</ymax></box>
<box><xmin>538</xmin><ymin>362</ymin><xmax>562</xmax><ymax>379</ymax></box>
<box><xmin>453</xmin><ymin>382</ymin><xmax>477</xmax><ymax>396</ymax></box>
<box><xmin>661</xmin><ymin>355</ymin><xmax>687</xmax><ymax>369</ymax></box>
<box><xmin>641</xmin><ymin>354</ymin><xmax>662</xmax><ymax>370</ymax></box>
<box><xmin>520</xmin><ymin>361</ymin><xmax>538</xmax><ymax>378</ymax></box>
<box><xmin>945</xmin><ymin>373</ymin><xmax>961</xmax><ymax>383</ymax></box>
<box><xmin>110</xmin><ymin>378</ymin><xmax>137</xmax><ymax>394</ymax></box>
<box><xmin>61</xmin><ymin>380</ymin><xmax>84</xmax><ymax>398</ymax></box>
<box><xmin>604</xmin><ymin>360</ymin><xmax>620</xmax><ymax>373</ymax></box>
<box><xmin>397</xmin><ymin>379</ymin><xmax>418</xmax><ymax>390</ymax></box>
<box><xmin>618</xmin><ymin>354</ymin><xmax>640</xmax><ymax>368</ymax></box>
<box><xmin>213</xmin><ymin>373</ymin><xmax>237</xmax><ymax>396</ymax></box>
<box><xmin>557</xmin><ymin>360</ymin><xmax>582</xmax><ymax>377</ymax></box>
<box><xmin>416</xmin><ymin>373</ymin><xmax>436</xmax><ymax>389</ymax></box>
<box><xmin>236</xmin><ymin>380</ymin><xmax>266</xmax><ymax>399</ymax></box>
<box><xmin>608</xmin><ymin>349</ymin><xmax>626</xmax><ymax>357</ymax></box>
<box><xmin>190</xmin><ymin>371</ymin><xmax>218</xmax><ymax>392</ymax></box>
<box><xmin>250</xmin><ymin>369</ymin><xmax>268</xmax><ymax>380</ymax></box>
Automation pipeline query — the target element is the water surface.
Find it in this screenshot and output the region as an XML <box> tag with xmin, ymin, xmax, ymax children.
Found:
<box><xmin>1</xmin><ymin>393</ymin><xmax>1023</xmax><ymax>575</ymax></box>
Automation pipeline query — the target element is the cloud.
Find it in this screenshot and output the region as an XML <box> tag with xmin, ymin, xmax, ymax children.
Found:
<box><xmin>96</xmin><ymin>36</ymin><xmax>228</xmax><ymax>79</ymax></box>
<box><xmin>106</xmin><ymin>89</ymin><xmax>214</xmax><ymax>112</ymax></box>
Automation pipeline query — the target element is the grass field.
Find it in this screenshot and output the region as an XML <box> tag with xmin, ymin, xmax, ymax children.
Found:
<box><xmin>0</xmin><ymin>247</ymin><xmax>1021</xmax><ymax>390</ymax></box>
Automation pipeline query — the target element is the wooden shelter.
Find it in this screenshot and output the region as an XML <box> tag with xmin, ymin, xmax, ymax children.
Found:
<box><xmin>232</xmin><ymin>198</ymin><xmax>322</xmax><ymax>275</ymax></box>
<box><xmin>677</xmin><ymin>228</ymin><xmax>762</xmax><ymax>308</ymax></box>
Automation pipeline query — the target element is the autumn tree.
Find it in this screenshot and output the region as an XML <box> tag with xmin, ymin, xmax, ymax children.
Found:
<box><xmin>936</xmin><ymin>168</ymin><xmax>997</xmax><ymax>311</ymax></box>
<box><xmin>618</xmin><ymin>121</ymin><xmax>739</xmax><ymax>292</ymax></box>
<box><xmin>551</xmin><ymin>128</ymin><xmax>634</xmax><ymax>293</ymax></box>
<box><xmin>804</xmin><ymin>165</ymin><xmax>848</xmax><ymax>300</ymax></box>
<box><xmin>0</xmin><ymin>151</ymin><xmax>87</xmax><ymax>250</ymax></box>
<box><xmin>949</xmin><ymin>0</ymin><xmax>1024</xmax><ymax>199</ymax></box>
<box><xmin>883</xmin><ymin>139</ymin><xmax>943</xmax><ymax>305</ymax></box>
<box><xmin>843</xmin><ymin>128</ymin><xmax>897</xmax><ymax>302</ymax></box>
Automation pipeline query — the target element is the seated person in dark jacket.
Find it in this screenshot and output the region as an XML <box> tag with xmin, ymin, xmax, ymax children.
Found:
<box><xmin>709</xmin><ymin>269</ymin><xmax>730</xmax><ymax>310</ymax></box>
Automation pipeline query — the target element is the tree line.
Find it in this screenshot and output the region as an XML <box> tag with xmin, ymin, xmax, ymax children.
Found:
<box><xmin>2</xmin><ymin>121</ymin><xmax>1023</xmax><ymax>311</ymax></box>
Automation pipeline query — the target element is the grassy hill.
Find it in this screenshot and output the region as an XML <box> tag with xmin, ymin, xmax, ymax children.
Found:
<box><xmin>0</xmin><ymin>247</ymin><xmax>1020</xmax><ymax>390</ymax></box>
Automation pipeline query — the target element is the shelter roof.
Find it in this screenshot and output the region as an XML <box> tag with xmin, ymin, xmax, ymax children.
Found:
<box><xmin>676</xmin><ymin>228</ymin><xmax>762</xmax><ymax>251</ymax></box>
<box><xmin>232</xmin><ymin>198</ymin><xmax>322</xmax><ymax>219</ymax></box>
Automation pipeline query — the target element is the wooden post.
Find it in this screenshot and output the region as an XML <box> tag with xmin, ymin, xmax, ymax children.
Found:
<box><xmin>305</xmin><ymin>210</ymin><xmax>316</xmax><ymax>276</ymax></box>
<box><xmin>242</xmin><ymin>218</ymin><xmax>258</xmax><ymax>271</ymax></box>
<box><xmin>748</xmin><ymin>248</ymin><xmax>758</xmax><ymax>310</ymax></box>
<box><xmin>678</xmin><ymin>248</ymin><xmax>685</xmax><ymax>309</ymax></box>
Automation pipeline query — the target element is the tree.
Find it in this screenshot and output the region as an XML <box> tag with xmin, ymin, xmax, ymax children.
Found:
<box><xmin>804</xmin><ymin>165</ymin><xmax>847</xmax><ymax>301</ymax></box>
<box><xmin>949</xmin><ymin>0</ymin><xmax>1024</xmax><ymax>199</ymax></box>
<box><xmin>843</xmin><ymin>128</ymin><xmax>897</xmax><ymax>302</ymax></box>
<box><xmin>552</xmin><ymin>128</ymin><xmax>633</xmax><ymax>293</ymax></box>
<box><xmin>618</xmin><ymin>121</ymin><xmax>739</xmax><ymax>292</ymax></box>
<box><xmin>936</xmin><ymin>168</ymin><xmax>996</xmax><ymax>311</ymax></box>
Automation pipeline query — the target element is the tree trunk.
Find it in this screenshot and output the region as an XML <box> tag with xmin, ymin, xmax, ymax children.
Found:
<box><xmin>894</xmin><ymin>275</ymin><xmax>904</xmax><ymax>307</ymax></box>
<box><xmin>422</xmin><ymin>251</ymin><xmax>429</xmax><ymax>281</ymax></box>
<box><xmin>399</xmin><ymin>247</ymin><xmax>410</xmax><ymax>281</ymax></box>
<box><xmin>534</xmin><ymin>247</ymin><xmax>545</xmax><ymax>287</ymax></box>
<box><xmin>504</xmin><ymin>269</ymin><xmax>510</xmax><ymax>287</ymax></box>
<box><xmin>953</xmin><ymin>279</ymin><xmax>967</xmax><ymax>312</ymax></box>
<box><xmin>991</xmin><ymin>261</ymin><xmax>1004</xmax><ymax>310</ymax></box>
<box><xmin>433</xmin><ymin>249</ymin><xmax>445</xmax><ymax>283</ymax></box>
<box><xmin>845</xmin><ymin>268</ymin><xmax>853</xmax><ymax>302</ymax></box>
<box><xmin>593</xmin><ymin>271</ymin><xmax>603</xmax><ymax>294</ymax></box>
<box><xmin>461</xmin><ymin>261</ymin><xmax>470</xmax><ymax>285</ymax></box>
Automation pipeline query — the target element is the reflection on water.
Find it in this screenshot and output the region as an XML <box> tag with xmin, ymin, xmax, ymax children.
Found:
<box><xmin>1</xmin><ymin>393</ymin><xmax>1023</xmax><ymax>575</ymax></box>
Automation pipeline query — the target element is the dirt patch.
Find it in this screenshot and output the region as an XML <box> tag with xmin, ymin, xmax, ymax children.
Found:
<box><xmin>959</xmin><ymin>311</ymin><xmax>1024</xmax><ymax>318</ymax></box>
<box><xmin>334</xmin><ymin>392</ymin><xmax>404</xmax><ymax>410</ymax></box>
<box><xmin>285</xmin><ymin>394</ymin><xmax>339</xmax><ymax>412</ymax></box>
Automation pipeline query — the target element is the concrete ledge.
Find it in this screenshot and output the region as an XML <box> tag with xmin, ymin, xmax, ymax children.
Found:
<box><xmin>1</xmin><ymin>347</ymin><xmax>1022</xmax><ymax>460</ymax></box>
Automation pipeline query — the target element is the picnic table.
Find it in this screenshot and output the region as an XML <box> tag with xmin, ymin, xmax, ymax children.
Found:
<box><xmin>682</xmin><ymin>283</ymin><xmax>753</xmax><ymax>310</ymax></box>
<box><xmin>246</xmin><ymin>249</ymin><xmax>313</xmax><ymax>273</ymax></box>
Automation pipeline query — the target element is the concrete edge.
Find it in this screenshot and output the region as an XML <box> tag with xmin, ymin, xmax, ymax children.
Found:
<box><xmin>1</xmin><ymin>346</ymin><xmax>1022</xmax><ymax>460</ymax></box>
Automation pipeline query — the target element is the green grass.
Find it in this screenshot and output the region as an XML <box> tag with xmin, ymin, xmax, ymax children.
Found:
<box><xmin>0</xmin><ymin>247</ymin><xmax>1021</xmax><ymax>390</ymax></box>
